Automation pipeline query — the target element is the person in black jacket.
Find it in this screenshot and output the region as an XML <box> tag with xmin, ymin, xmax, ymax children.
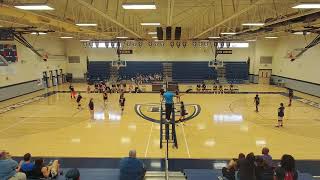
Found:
<box><xmin>238</xmin><ymin>153</ymin><xmax>255</xmax><ymax>180</ymax></box>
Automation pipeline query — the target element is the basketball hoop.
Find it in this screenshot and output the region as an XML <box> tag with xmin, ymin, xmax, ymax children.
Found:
<box><xmin>112</xmin><ymin>60</ymin><xmax>127</xmax><ymax>68</ymax></box>
<box><xmin>42</xmin><ymin>52</ymin><xmax>48</xmax><ymax>61</ymax></box>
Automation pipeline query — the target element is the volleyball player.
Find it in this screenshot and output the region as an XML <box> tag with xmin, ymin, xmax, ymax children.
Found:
<box><xmin>119</xmin><ymin>95</ymin><xmax>126</xmax><ymax>113</ymax></box>
<box><xmin>160</xmin><ymin>88</ymin><xmax>165</xmax><ymax>102</ymax></box>
<box><xmin>103</xmin><ymin>92</ymin><xmax>108</xmax><ymax>106</ymax></box>
<box><xmin>87</xmin><ymin>85</ymin><xmax>91</xmax><ymax>94</ymax></box>
<box><xmin>178</xmin><ymin>101</ymin><xmax>187</xmax><ymax>126</ymax></box>
<box><xmin>69</xmin><ymin>84</ymin><xmax>76</xmax><ymax>99</ymax></box>
<box><xmin>76</xmin><ymin>93</ymin><xmax>83</xmax><ymax>110</ymax></box>
<box><xmin>288</xmin><ymin>88</ymin><xmax>293</xmax><ymax>106</ymax></box>
<box><xmin>88</xmin><ymin>98</ymin><xmax>94</xmax><ymax>120</ymax></box>
<box><xmin>254</xmin><ymin>94</ymin><xmax>260</xmax><ymax>112</ymax></box>
<box><xmin>276</xmin><ymin>103</ymin><xmax>285</xmax><ymax>127</ymax></box>
<box><xmin>175</xmin><ymin>89</ymin><xmax>181</xmax><ymax>103</ymax></box>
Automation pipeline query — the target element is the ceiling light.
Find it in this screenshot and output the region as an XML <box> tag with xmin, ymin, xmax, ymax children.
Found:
<box><xmin>242</xmin><ymin>23</ymin><xmax>265</xmax><ymax>26</ymax></box>
<box><xmin>208</xmin><ymin>36</ymin><xmax>220</xmax><ymax>39</ymax></box>
<box><xmin>265</xmin><ymin>36</ymin><xmax>278</xmax><ymax>39</ymax></box>
<box><xmin>14</xmin><ymin>4</ymin><xmax>54</xmax><ymax>10</ymax></box>
<box><xmin>154</xmin><ymin>39</ymin><xmax>163</xmax><ymax>42</ymax></box>
<box><xmin>60</xmin><ymin>36</ymin><xmax>73</xmax><ymax>39</ymax></box>
<box><xmin>76</xmin><ymin>23</ymin><xmax>97</xmax><ymax>27</ymax></box>
<box><xmin>293</xmin><ymin>31</ymin><xmax>311</xmax><ymax>35</ymax></box>
<box><xmin>246</xmin><ymin>39</ymin><xmax>256</xmax><ymax>42</ymax></box>
<box><xmin>80</xmin><ymin>40</ymin><xmax>90</xmax><ymax>42</ymax></box>
<box><xmin>122</xmin><ymin>2</ymin><xmax>156</xmax><ymax>9</ymax></box>
<box><xmin>116</xmin><ymin>36</ymin><xmax>128</xmax><ymax>39</ymax></box>
<box><xmin>30</xmin><ymin>32</ymin><xmax>47</xmax><ymax>35</ymax></box>
<box><xmin>292</xmin><ymin>3</ymin><xmax>320</xmax><ymax>9</ymax></box>
<box><xmin>152</xmin><ymin>36</ymin><xmax>158</xmax><ymax>39</ymax></box>
<box><xmin>148</xmin><ymin>32</ymin><xmax>157</xmax><ymax>35</ymax></box>
<box><xmin>141</xmin><ymin>23</ymin><xmax>161</xmax><ymax>26</ymax></box>
<box><xmin>221</xmin><ymin>32</ymin><xmax>236</xmax><ymax>35</ymax></box>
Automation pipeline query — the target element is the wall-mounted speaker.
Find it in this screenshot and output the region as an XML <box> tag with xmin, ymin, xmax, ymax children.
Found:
<box><xmin>175</xmin><ymin>27</ymin><xmax>181</xmax><ymax>40</ymax></box>
<box><xmin>166</xmin><ymin>27</ymin><xmax>172</xmax><ymax>40</ymax></box>
<box><xmin>157</xmin><ymin>27</ymin><xmax>163</xmax><ymax>40</ymax></box>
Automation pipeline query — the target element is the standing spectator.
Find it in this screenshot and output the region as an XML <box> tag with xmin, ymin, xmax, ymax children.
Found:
<box><xmin>19</xmin><ymin>153</ymin><xmax>34</xmax><ymax>177</ymax></box>
<box><xmin>238</xmin><ymin>152</ymin><xmax>256</xmax><ymax>180</ymax></box>
<box><xmin>65</xmin><ymin>168</ymin><xmax>80</xmax><ymax>180</ymax></box>
<box><xmin>0</xmin><ymin>151</ymin><xmax>26</xmax><ymax>180</ymax></box>
<box><xmin>274</xmin><ymin>154</ymin><xmax>298</xmax><ymax>180</ymax></box>
<box><xmin>261</xmin><ymin>147</ymin><xmax>273</xmax><ymax>168</ymax></box>
<box><xmin>120</xmin><ymin>150</ymin><xmax>146</xmax><ymax>180</ymax></box>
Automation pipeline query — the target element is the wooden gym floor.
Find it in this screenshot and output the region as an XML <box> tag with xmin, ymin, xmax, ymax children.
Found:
<box><xmin>0</xmin><ymin>83</ymin><xmax>320</xmax><ymax>160</ymax></box>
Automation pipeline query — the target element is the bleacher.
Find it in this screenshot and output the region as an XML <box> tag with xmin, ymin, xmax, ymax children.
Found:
<box><xmin>172</xmin><ymin>62</ymin><xmax>217</xmax><ymax>83</ymax></box>
<box><xmin>118</xmin><ymin>61</ymin><xmax>163</xmax><ymax>80</ymax></box>
<box><xmin>87</xmin><ymin>61</ymin><xmax>111</xmax><ymax>82</ymax></box>
<box><xmin>224</xmin><ymin>62</ymin><xmax>249</xmax><ymax>84</ymax></box>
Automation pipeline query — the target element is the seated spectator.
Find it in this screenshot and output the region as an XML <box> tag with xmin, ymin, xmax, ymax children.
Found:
<box><xmin>18</xmin><ymin>153</ymin><xmax>34</xmax><ymax>177</ymax></box>
<box><xmin>30</xmin><ymin>158</ymin><xmax>59</xmax><ymax>179</ymax></box>
<box><xmin>65</xmin><ymin>168</ymin><xmax>80</xmax><ymax>180</ymax></box>
<box><xmin>238</xmin><ymin>152</ymin><xmax>255</xmax><ymax>180</ymax></box>
<box><xmin>0</xmin><ymin>150</ymin><xmax>26</xmax><ymax>180</ymax></box>
<box><xmin>274</xmin><ymin>154</ymin><xmax>298</xmax><ymax>180</ymax></box>
<box><xmin>261</xmin><ymin>147</ymin><xmax>273</xmax><ymax>168</ymax></box>
<box><xmin>255</xmin><ymin>156</ymin><xmax>273</xmax><ymax>180</ymax></box>
<box><xmin>222</xmin><ymin>159</ymin><xmax>236</xmax><ymax>180</ymax></box>
<box><xmin>120</xmin><ymin>150</ymin><xmax>146</xmax><ymax>180</ymax></box>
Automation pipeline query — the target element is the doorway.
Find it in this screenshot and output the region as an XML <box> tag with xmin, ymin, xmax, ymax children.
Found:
<box><xmin>42</xmin><ymin>71</ymin><xmax>49</xmax><ymax>88</ymax></box>
<box><xmin>258</xmin><ymin>69</ymin><xmax>272</xmax><ymax>84</ymax></box>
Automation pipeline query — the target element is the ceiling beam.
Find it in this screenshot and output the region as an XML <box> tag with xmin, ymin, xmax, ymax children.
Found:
<box><xmin>167</xmin><ymin>0</ymin><xmax>175</xmax><ymax>26</ymax></box>
<box><xmin>0</xmin><ymin>5</ymin><xmax>114</xmax><ymax>39</ymax></box>
<box><xmin>193</xmin><ymin>0</ymin><xmax>266</xmax><ymax>38</ymax></box>
<box><xmin>74</xmin><ymin>0</ymin><xmax>142</xmax><ymax>38</ymax></box>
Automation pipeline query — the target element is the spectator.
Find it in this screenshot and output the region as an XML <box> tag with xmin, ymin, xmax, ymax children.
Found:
<box><xmin>236</xmin><ymin>153</ymin><xmax>246</xmax><ymax>170</ymax></box>
<box><xmin>30</xmin><ymin>158</ymin><xmax>59</xmax><ymax>179</ymax></box>
<box><xmin>0</xmin><ymin>151</ymin><xmax>26</xmax><ymax>180</ymax></box>
<box><xmin>255</xmin><ymin>156</ymin><xmax>273</xmax><ymax>180</ymax></box>
<box><xmin>18</xmin><ymin>153</ymin><xmax>34</xmax><ymax>177</ymax></box>
<box><xmin>238</xmin><ymin>152</ymin><xmax>255</xmax><ymax>180</ymax></box>
<box><xmin>274</xmin><ymin>154</ymin><xmax>298</xmax><ymax>180</ymax></box>
<box><xmin>120</xmin><ymin>150</ymin><xmax>146</xmax><ymax>180</ymax></box>
<box><xmin>65</xmin><ymin>168</ymin><xmax>80</xmax><ymax>180</ymax></box>
<box><xmin>222</xmin><ymin>159</ymin><xmax>236</xmax><ymax>180</ymax></box>
<box><xmin>261</xmin><ymin>147</ymin><xmax>273</xmax><ymax>167</ymax></box>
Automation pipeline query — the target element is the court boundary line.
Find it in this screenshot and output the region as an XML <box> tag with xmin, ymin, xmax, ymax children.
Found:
<box><xmin>144</xmin><ymin>122</ymin><xmax>154</xmax><ymax>157</ymax></box>
<box><xmin>181</xmin><ymin>125</ymin><xmax>191</xmax><ymax>158</ymax></box>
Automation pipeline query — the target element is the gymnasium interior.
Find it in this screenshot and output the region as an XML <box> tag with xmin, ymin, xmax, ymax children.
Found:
<box><xmin>0</xmin><ymin>0</ymin><xmax>320</xmax><ymax>179</ymax></box>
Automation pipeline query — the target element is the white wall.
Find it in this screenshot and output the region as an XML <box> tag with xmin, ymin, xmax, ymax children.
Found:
<box><xmin>272</xmin><ymin>34</ymin><xmax>320</xmax><ymax>84</ymax></box>
<box><xmin>0</xmin><ymin>36</ymin><xmax>67</xmax><ymax>87</ymax></box>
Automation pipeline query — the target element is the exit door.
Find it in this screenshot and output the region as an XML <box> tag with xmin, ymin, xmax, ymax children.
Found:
<box><xmin>259</xmin><ymin>69</ymin><xmax>272</xmax><ymax>84</ymax></box>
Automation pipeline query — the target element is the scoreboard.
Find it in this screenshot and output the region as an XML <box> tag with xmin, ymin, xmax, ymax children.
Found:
<box><xmin>0</xmin><ymin>44</ymin><xmax>18</xmax><ymax>63</ymax></box>
<box><xmin>0</xmin><ymin>30</ymin><xmax>14</xmax><ymax>41</ymax></box>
